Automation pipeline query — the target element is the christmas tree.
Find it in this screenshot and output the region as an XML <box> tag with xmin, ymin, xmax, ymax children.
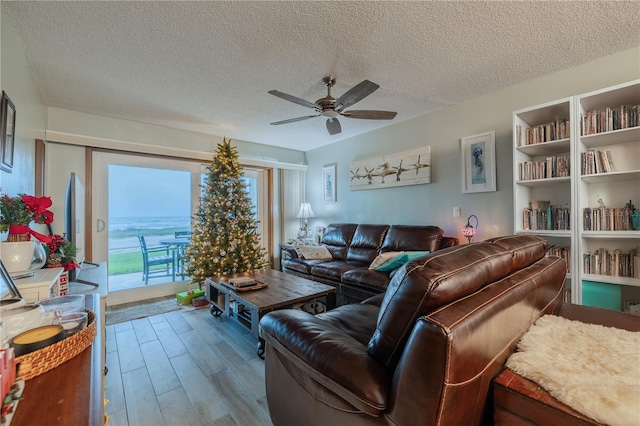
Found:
<box><xmin>184</xmin><ymin>137</ymin><xmax>269</xmax><ymax>287</ymax></box>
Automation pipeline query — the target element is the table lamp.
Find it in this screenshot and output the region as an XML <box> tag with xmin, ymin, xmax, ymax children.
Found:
<box><xmin>296</xmin><ymin>203</ymin><xmax>315</xmax><ymax>239</ymax></box>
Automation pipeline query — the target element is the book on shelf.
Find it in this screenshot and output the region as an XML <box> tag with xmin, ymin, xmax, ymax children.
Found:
<box><xmin>581</xmin><ymin>150</ymin><xmax>615</xmax><ymax>175</ymax></box>
<box><xmin>580</xmin><ymin>105</ymin><xmax>640</xmax><ymax>136</ymax></box>
<box><xmin>519</xmin><ymin>155</ymin><xmax>570</xmax><ymax>180</ymax></box>
<box><xmin>523</xmin><ymin>201</ymin><xmax>570</xmax><ymax>231</ymax></box>
<box><xmin>546</xmin><ymin>245</ymin><xmax>572</xmax><ymax>273</ymax></box>
<box><xmin>583</xmin><ymin>247</ymin><xmax>639</xmax><ymax>278</ymax></box>
<box><xmin>582</xmin><ymin>206</ymin><xmax>636</xmax><ymax>231</ymax></box>
<box><xmin>517</xmin><ymin>117</ymin><xmax>570</xmax><ymax>146</ymax></box>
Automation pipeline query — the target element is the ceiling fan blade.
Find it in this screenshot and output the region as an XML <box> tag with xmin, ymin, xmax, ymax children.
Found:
<box><xmin>270</xmin><ymin>115</ymin><xmax>319</xmax><ymax>125</ymax></box>
<box><xmin>326</xmin><ymin>117</ymin><xmax>342</xmax><ymax>135</ymax></box>
<box><xmin>334</xmin><ymin>80</ymin><xmax>380</xmax><ymax>111</ymax></box>
<box><xmin>268</xmin><ymin>90</ymin><xmax>317</xmax><ymax>110</ymax></box>
<box><xmin>341</xmin><ymin>110</ymin><xmax>397</xmax><ymax>120</ymax></box>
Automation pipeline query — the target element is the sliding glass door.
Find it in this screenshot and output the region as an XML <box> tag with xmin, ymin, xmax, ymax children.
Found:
<box><xmin>92</xmin><ymin>151</ymin><xmax>269</xmax><ymax>298</ymax></box>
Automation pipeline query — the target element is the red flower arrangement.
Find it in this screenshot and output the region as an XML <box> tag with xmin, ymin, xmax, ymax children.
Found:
<box><xmin>0</xmin><ymin>194</ymin><xmax>54</xmax><ymax>242</ymax></box>
<box><xmin>45</xmin><ymin>234</ymin><xmax>80</xmax><ymax>271</ymax></box>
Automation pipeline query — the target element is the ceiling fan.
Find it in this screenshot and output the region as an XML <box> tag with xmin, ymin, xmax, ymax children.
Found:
<box><xmin>268</xmin><ymin>76</ymin><xmax>397</xmax><ymax>135</ymax></box>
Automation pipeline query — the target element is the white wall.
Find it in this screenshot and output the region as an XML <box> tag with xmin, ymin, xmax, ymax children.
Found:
<box><xmin>0</xmin><ymin>5</ymin><xmax>47</xmax><ymax>197</ymax></box>
<box><xmin>305</xmin><ymin>47</ymin><xmax>640</xmax><ymax>243</ymax></box>
<box><xmin>46</xmin><ymin>107</ymin><xmax>306</xmax><ymax>165</ymax></box>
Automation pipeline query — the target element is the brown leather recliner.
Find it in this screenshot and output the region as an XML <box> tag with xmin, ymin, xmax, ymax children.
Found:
<box><xmin>260</xmin><ymin>235</ymin><xmax>567</xmax><ymax>426</ymax></box>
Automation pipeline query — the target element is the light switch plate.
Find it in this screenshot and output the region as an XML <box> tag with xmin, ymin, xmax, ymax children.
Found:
<box><xmin>453</xmin><ymin>207</ymin><xmax>461</xmax><ymax>218</ymax></box>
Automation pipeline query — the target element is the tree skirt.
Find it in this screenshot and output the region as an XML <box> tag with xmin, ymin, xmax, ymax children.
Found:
<box><xmin>506</xmin><ymin>315</ymin><xmax>640</xmax><ymax>426</ymax></box>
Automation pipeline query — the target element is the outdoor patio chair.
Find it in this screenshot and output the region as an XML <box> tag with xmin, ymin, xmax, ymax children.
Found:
<box><xmin>138</xmin><ymin>235</ymin><xmax>175</xmax><ymax>285</ymax></box>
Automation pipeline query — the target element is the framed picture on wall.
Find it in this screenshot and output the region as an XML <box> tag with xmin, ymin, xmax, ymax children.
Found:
<box><xmin>461</xmin><ymin>130</ymin><xmax>496</xmax><ymax>193</ymax></box>
<box><xmin>323</xmin><ymin>163</ymin><xmax>336</xmax><ymax>202</ymax></box>
<box><xmin>0</xmin><ymin>91</ymin><xmax>16</xmax><ymax>173</ymax></box>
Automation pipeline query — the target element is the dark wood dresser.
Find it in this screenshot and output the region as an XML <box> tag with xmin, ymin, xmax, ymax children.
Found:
<box><xmin>12</xmin><ymin>293</ymin><xmax>104</xmax><ymax>426</ymax></box>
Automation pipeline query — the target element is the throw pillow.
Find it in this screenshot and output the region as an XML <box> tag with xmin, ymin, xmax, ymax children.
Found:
<box><xmin>296</xmin><ymin>245</ymin><xmax>332</xmax><ymax>260</ymax></box>
<box><xmin>369</xmin><ymin>251</ymin><xmax>404</xmax><ymax>269</ymax></box>
<box><xmin>374</xmin><ymin>251</ymin><xmax>430</xmax><ymax>272</ymax></box>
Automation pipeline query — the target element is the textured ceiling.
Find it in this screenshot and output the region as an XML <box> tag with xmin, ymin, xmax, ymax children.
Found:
<box><xmin>4</xmin><ymin>1</ymin><xmax>640</xmax><ymax>152</ymax></box>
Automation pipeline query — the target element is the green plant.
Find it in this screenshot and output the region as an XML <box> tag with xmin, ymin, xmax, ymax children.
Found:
<box><xmin>45</xmin><ymin>234</ymin><xmax>79</xmax><ymax>271</ymax></box>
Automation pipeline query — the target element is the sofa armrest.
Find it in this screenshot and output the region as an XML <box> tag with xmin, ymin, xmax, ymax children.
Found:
<box><xmin>440</xmin><ymin>236</ymin><xmax>459</xmax><ymax>249</ymax></box>
<box><xmin>279</xmin><ymin>244</ymin><xmax>299</xmax><ymax>259</ymax></box>
<box><xmin>260</xmin><ymin>309</ymin><xmax>389</xmax><ymax>415</ymax></box>
<box><xmin>557</xmin><ymin>303</ymin><xmax>640</xmax><ymax>332</ymax></box>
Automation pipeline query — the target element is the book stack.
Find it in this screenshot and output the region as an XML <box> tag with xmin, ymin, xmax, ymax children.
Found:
<box><xmin>546</xmin><ymin>245</ymin><xmax>572</xmax><ymax>273</ymax></box>
<box><xmin>519</xmin><ymin>155</ymin><xmax>570</xmax><ymax>180</ymax></box>
<box><xmin>580</xmin><ymin>105</ymin><xmax>640</xmax><ymax>136</ymax></box>
<box><xmin>516</xmin><ymin>117</ymin><xmax>570</xmax><ymax>146</ymax></box>
<box><xmin>583</xmin><ymin>207</ymin><xmax>636</xmax><ymax>231</ymax></box>
<box><xmin>523</xmin><ymin>201</ymin><xmax>570</xmax><ymax>231</ymax></box>
<box><xmin>581</xmin><ymin>150</ymin><xmax>615</xmax><ymax>175</ymax></box>
<box><xmin>583</xmin><ymin>247</ymin><xmax>639</xmax><ymax>278</ymax></box>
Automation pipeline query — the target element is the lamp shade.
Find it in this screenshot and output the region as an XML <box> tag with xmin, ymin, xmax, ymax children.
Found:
<box><xmin>296</xmin><ymin>203</ymin><xmax>316</xmax><ymax>219</ymax></box>
<box><xmin>461</xmin><ymin>214</ymin><xmax>478</xmax><ymax>243</ymax></box>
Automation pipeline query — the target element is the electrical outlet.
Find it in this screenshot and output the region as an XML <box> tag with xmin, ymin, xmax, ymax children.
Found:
<box><xmin>453</xmin><ymin>207</ymin><xmax>461</xmax><ymax>218</ymax></box>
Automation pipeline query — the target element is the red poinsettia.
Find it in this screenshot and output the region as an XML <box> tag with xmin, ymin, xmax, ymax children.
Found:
<box><xmin>0</xmin><ymin>193</ymin><xmax>54</xmax><ymax>242</ymax></box>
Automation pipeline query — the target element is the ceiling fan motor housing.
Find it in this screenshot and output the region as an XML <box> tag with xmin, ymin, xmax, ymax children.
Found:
<box><xmin>316</xmin><ymin>97</ymin><xmax>339</xmax><ymax>117</ymax></box>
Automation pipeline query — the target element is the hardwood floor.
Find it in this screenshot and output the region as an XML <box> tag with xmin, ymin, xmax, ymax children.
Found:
<box><xmin>105</xmin><ymin>306</ymin><xmax>273</xmax><ymax>426</ymax></box>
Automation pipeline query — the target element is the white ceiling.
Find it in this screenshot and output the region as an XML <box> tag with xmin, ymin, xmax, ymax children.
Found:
<box><xmin>4</xmin><ymin>1</ymin><xmax>640</xmax><ymax>152</ymax></box>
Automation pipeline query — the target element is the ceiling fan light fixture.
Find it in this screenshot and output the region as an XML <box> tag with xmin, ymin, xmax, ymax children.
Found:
<box><xmin>268</xmin><ymin>77</ymin><xmax>396</xmax><ymax>135</ymax></box>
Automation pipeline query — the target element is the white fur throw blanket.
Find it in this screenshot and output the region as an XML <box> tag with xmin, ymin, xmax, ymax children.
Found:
<box><xmin>506</xmin><ymin>315</ymin><xmax>640</xmax><ymax>426</ymax></box>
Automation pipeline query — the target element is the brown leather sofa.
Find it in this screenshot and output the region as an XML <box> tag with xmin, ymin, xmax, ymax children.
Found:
<box><xmin>260</xmin><ymin>235</ymin><xmax>568</xmax><ymax>426</ymax></box>
<box><xmin>281</xmin><ymin>223</ymin><xmax>458</xmax><ymax>305</ymax></box>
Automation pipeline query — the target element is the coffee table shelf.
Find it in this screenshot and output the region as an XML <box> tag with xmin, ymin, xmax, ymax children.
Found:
<box><xmin>205</xmin><ymin>269</ymin><xmax>336</xmax><ymax>358</ymax></box>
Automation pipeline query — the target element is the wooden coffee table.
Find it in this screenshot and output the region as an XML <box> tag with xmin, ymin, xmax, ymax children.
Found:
<box><xmin>205</xmin><ymin>269</ymin><xmax>336</xmax><ymax>358</ymax></box>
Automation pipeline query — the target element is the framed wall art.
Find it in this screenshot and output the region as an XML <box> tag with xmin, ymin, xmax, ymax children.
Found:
<box><xmin>461</xmin><ymin>131</ymin><xmax>496</xmax><ymax>193</ymax></box>
<box><xmin>349</xmin><ymin>146</ymin><xmax>431</xmax><ymax>191</ymax></box>
<box><xmin>323</xmin><ymin>163</ymin><xmax>336</xmax><ymax>202</ymax></box>
<box><xmin>0</xmin><ymin>91</ymin><xmax>16</xmax><ymax>173</ymax></box>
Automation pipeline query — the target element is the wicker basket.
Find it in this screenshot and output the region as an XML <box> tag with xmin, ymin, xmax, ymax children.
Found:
<box><xmin>15</xmin><ymin>309</ymin><xmax>97</xmax><ymax>381</ymax></box>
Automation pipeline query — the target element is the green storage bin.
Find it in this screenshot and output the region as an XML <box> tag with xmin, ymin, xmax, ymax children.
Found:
<box><xmin>582</xmin><ymin>280</ymin><xmax>621</xmax><ymax>311</ymax></box>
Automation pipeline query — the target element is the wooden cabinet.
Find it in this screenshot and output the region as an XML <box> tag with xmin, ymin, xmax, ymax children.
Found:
<box><xmin>11</xmin><ymin>293</ymin><xmax>104</xmax><ymax>426</ymax></box>
<box><xmin>513</xmin><ymin>80</ymin><xmax>640</xmax><ymax>312</ymax></box>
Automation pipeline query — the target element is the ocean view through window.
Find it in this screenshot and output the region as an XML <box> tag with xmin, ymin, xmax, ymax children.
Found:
<box><xmin>108</xmin><ymin>165</ymin><xmax>192</xmax><ymax>291</ymax></box>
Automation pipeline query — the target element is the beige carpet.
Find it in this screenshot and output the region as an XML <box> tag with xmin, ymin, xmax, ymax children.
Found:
<box><xmin>106</xmin><ymin>296</ymin><xmax>182</xmax><ymax>325</ymax></box>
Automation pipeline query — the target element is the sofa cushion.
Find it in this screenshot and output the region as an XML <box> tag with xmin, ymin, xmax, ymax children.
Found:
<box><xmin>346</xmin><ymin>224</ymin><xmax>390</xmax><ymax>263</ymax></box>
<box><xmin>311</xmin><ymin>261</ymin><xmax>361</xmax><ymax>281</ymax></box>
<box><xmin>296</xmin><ymin>245</ymin><xmax>332</xmax><ymax>260</ymax></box>
<box><xmin>321</xmin><ymin>224</ymin><xmax>358</xmax><ymax>260</ymax></box>
<box><xmin>281</xmin><ymin>258</ymin><xmax>330</xmax><ymax>274</ymax></box>
<box><xmin>486</xmin><ymin>234</ymin><xmax>549</xmax><ymax>272</ymax></box>
<box><xmin>381</xmin><ymin>225</ymin><xmax>443</xmax><ymax>252</ymax></box>
<box><xmin>340</xmin><ymin>268</ymin><xmax>392</xmax><ymax>292</ymax></box>
<box><xmin>368</xmin><ymin>251</ymin><xmax>403</xmax><ymax>269</ymax></box>
<box><xmin>374</xmin><ymin>251</ymin><xmax>431</xmax><ymax>272</ymax></box>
